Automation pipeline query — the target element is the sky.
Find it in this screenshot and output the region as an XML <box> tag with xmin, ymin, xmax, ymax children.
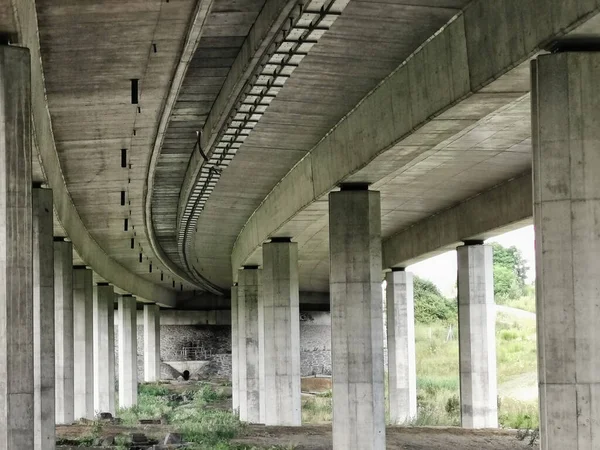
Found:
<box><xmin>407</xmin><ymin>225</ymin><xmax>535</xmax><ymax>297</ymax></box>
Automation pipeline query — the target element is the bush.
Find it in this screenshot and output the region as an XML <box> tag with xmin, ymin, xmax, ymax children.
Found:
<box><xmin>494</xmin><ymin>265</ymin><xmax>522</xmax><ymax>302</ymax></box>
<box><xmin>414</xmin><ymin>277</ymin><xmax>457</xmax><ymax>324</ymax></box>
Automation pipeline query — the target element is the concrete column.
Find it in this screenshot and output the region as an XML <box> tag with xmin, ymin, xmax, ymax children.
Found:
<box><xmin>457</xmin><ymin>242</ymin><xmax>497</xmax><ymax>428</ymax></box>
<box><xmin>33</xmin><ymin>187</ymin><xmax>55</xmax><ymax>448</ymax></box>
<box><xmin>385</xmin><ymin>269</ymin><xmax>417</xmax><ymax>425</ymax></box>
<box><xmin>231</xmin><ymin>285</ymin><xmax>239</xmax><ymax>413</ymax></box>
<box><xmin>54</xmin><ymin>239</ymin><xmax>74</xmax><ymax>424</ymax></box>
<box><xmin>258</xmin><ymin>285</ymin><xmax>265</xmax><ymax>424</ymax></box>
<box><xmin>532</xmin><ymin>52</ymin><xmax>600</xmax><ymax>449</ymax></box>
<box><xmin>261</xmin><ymin>240</ymin><xmax>301</xmax><ymax>426</ymax></box>
<box><xmin>118</xmin><ymin>295</ymin><xmax>138</xmax><ymax>408</ymax></box>
<box><xmin>73</xmin><ymin>268</ymin><xmax>94</xmax><ymax>419</ymax></box>
<box><xmin>329</xmin><ymin>186</ymin><xmax>386</xmax><ymax>450</ymax></box>
<box><xmin>143</xmin><ymin>304</ymin><xmax>160</xmax><ymax>382</ymax></box>
<box><xmin>237</xmin><ymin>267</ymin><xmax>261</xmax><ymax>423</ymax></box>
<box><xmin>93</xmin><ymin>284</ymin><xmax>115</xmax><ymax>415</ymax></box>
<box><xmin>0</xmin><ymin>45</ymin><xmax>34</xmax><ymax>449</ymax></box>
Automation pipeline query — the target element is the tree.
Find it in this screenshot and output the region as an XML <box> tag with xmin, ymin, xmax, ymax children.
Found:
<box><xmin>492</xmin><ymin>242</ymin><xmax>528</xmax><ymax>301</ymax></box>
<box><xmin>413</xmin><ymin>276</ymin><xmax>457</xmax><ymax>324</ymax></box>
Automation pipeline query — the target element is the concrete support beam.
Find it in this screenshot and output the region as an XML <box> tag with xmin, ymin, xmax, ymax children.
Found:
<box><xmin>261</xmin><ymin>240</ymin><xmax>301</xmax><ymax>426</ymax></box>
<box><xmin>143</xmin><ymin>304</ymin><xmax>160</xmax><ymax>383</ymax></box>
<box><xmin>0</xmin><ymin>45</ymin><xmax>34</xmax><ymax>449</ymax></box>
<box><xmin>385</xmin><ymin>270</ymin><xmax>417</xmax><ymax>425</ymax></box>
<box><xmin>73</xmin><ymin>268</ymin><xmax>94</xmax><ymax>420</ymax></box>
<box><xmin>93</xmin><ymin>284</ymin><xmax>115</xmax><ymax>415</ymax></box>
<box><xmin>118</xmin><ymin>295</ymin><xmax>138</xmax><ymax>408</ymax></box>
<box><xmin>231</xmin><ymin>285</ymin><xmax>239</xmax><ymax>413</ymax></box>
<box><xmin>33</xmin><ymin>187</ymin><xmax>55</xmax><ymax>449</ymax></box>
<box><xmin>329</xmin><ymin>188</ymin><xmax>386</xmax><ymax>450</ymax></box>
<box><xmin>457</xmin><ymin>243</ymin><xmax>497</xmax><ymax>428</ymax></box>
<box><xmin>54</xmin><ymin>239</ymin><xmax>74</xmax><ymax>424</ymax></box>
<box><xmin>382</xmin><ymin>173</ymin><xmax>532</xmax><ymax>269</ymax></box>
<box><xmin>237</xmin><ymin>268</ymin><xmax>261</xmax><ymax>423</ymax></box>
<box><xmin>532</xmin><ymin>52</ymin><xmax>600</xmax><ymax>449</ymax></box>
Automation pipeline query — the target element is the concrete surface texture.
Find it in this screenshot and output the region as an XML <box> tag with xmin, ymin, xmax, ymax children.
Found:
<box><xmin>231</xmin><ymin>286</ymin><xmax>239</xmax><ymax>412</ymax></box>
<box><xmin>329</xmin><ymin>188</ymin><xmax>386</xmax><ymax>450</ymax></box>
<box><xmin>118</xmin><ymin>295</ymin><xmax>138</xmax><ymax>408</ymax></box>
<box><xmin>54</xmin><ymin>239</ymin><xmax>74</xmax><ymax>425</ymax></box>
<box><xmin>261</xmin><ymin>241</ymin><xmax>302</xmax><ymax>426</ymax></box>
<box><xmin>533</xmin><ymin>51</ymin><xmax>600</xmax><ymax>450</ymax></box>
<box><xmin>33</xmin><ymin>187</ymin><xmax>56</xmax><ymax>450</ymax></box>
<box><xmin>143</xmin><ymin>304</ymin><xmax>161</xmax><ymax>383</ymax></box>
<box><xmin>237</xmin><ymin>268</ymin><xmax>262</xmax><ymax>423</ymax></box>
<box><xmin>457</xmin><ymin>244</ymin><xmax>498</xmax><ymax>428</ymax></box>
<box><xmin>93</xmin><ymin>285</ymin><xmax>116</xmax><ymax>415</ymax></box>
<box><xmin>73</xmin><ymin>268</ymin><xmax>94</xmax><ymax>420</ymax></box>
<box><xmin>0</xmin><ymin>45</ymin><xmax>34</xmax><ymax>450</ymax></box>
<box><xmin>386</xmin><ymin>270</ymin><xmax>417</xmax><ymax>425</ymax></box>
<box><xmin>2</xmin><ymin>1</ymin><xmax>600</xmax><ymax>448</ymax></box>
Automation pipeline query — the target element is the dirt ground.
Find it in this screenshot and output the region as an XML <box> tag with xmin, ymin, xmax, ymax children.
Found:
<box><xmin>58</xmin><ymin>423</ymin><xmax>538</xmax><ymax>450</ymax></box>
<box><xmin>233</xmin><ymin>425</ymin><xmax>538</xmax><ymax>450</ymax></box>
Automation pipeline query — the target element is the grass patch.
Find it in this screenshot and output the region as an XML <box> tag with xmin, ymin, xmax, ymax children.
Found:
<box><xmin>301</xmin><ymin>310</ymin><xmax>539</xmax><ymax>430</ymax></box>
<box><xmin>117</xmin><ymin>382</ymin><xmax>285</xmax><ymax>450</ymax></box>
<box><xmin>302</xmin><ymin>393</ymin><xmax>332</xmax><ymax>423</ymax></box>
<box><xmin>500</xmin><ymin>294</ymin><xmax>536</xmax><ymax>313</ymax></box>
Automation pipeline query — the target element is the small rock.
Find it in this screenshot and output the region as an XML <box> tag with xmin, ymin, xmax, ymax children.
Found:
<box><xmin>163</xmin><ymin>432</ymin><xmax>183</xmax><ymax>445</ymax></box>
<box><xmin>131</xmin><ymin>432</ymin><xmax>148</xmax><ymax>443</ymax></box>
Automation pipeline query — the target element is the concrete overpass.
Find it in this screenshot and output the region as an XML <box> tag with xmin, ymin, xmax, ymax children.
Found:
<box><xmin>0</xmin><ymin>0</ymin><xmax>597</xmax><ymax>448</ymax></box>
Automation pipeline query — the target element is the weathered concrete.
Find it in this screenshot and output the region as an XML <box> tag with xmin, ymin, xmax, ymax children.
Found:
<box><xmin>118</xmin><ymin>295</ymin><xmax>138</xmax><ymax>408</ymax></box>
<box><xmin>258</xmin><ymin>281</ymin><xmax>265</xmax><ymax>424</ymax></box>
<box><xmin>385</xmin><ymin>270</ymin><xmax>417</xmax><ymax>425</ymax></box>
<box><xmin>33</xmin><ymin>187</ymin><xmax>55</xmax><ymax>449</ymax></box>
<box><xmin>93</xmin><ymin>284</ymin><xmax>115</xmax><ymax>415</ymax></box>
<box><xmin>261</xmin><ymin>241</ymin><xmax>301</xmax><ymax>426</ymax></box>
<box><xmin>457</xmin><ymin>243</ymin><xmax>497</xmax><ymax>428</ymax></box>
<box><xmin>383</xmin><ymin>173</ymin><xmax>532</xmax><ymax>269</ymax></box>
<box><xmin>143</xmin><ymin>304</ymin><xmax>160</xmax><ymax>382</ymax></box>
<box><xmin>0</xmin><ymin>45</ymin><xmax>34</xmax><ymax>449</ymax></box>
<box><xmin>231</xmin><ymin>285</ymin><xmax>239</xmax><ymax>412</ymax></box>
<box><xmin>329</xmin><ymin>188</ymin><xmax>385</xmax><ymax>450</ymax></box>
<box><xmin>532</xmin><ymin>52</ymin><xmax>600</xmax><ymax>449</ymax></box>
<box><xmin>9</xmin><ymin>0</ymin><xmax>178</xmax><ymax>306</ymax></box>
<box><xmin>230</xmin><ymin>1</ymin><xmax>600</xmax><ymax>288</ymax></box>
<box><xmin>54</xmin><ymin>239</ymin><xmax>74</xmax><ymax>424</ymax></box>
<box><xmin>73</xmin><ymin>268</ymin><xmax>94</xmax><ymax>419</ymax></box>
<box><xmin>237</xmin><ymin>268</ymin><xmax>261</xmax><ymax>423</ymax></box>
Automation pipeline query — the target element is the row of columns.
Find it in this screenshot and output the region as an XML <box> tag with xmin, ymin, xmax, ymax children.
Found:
<box><xmin>0</xmin><ymin>45</ymin><xmax>162</xmax><ymax>449</ymax></box>
<box><xmin>231</xmin><ymin>187</ymin><xmax>499</xmax><ymax>448</ymax></box>
<box><xmin>235</xmin><ymin>240</ymin><xmax>302</xmax><ymax>426</ymax></box>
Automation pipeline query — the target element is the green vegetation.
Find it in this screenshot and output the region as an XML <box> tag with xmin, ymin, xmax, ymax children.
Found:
<box><xmin>413</xmin><ymin>277</ymin><xmax>457</xmax><ymax>324</ymax></box>
<box><xmin>302</xmin><ymin>391</ymin><xmax>332</xmax><ymax>423</ymax></box>
<box><xmin>304</xmin><ymin>242</ymin><xmax>539</xmax><ymax>431</ymax></box>
<box><xmin>411</xmin><ymin>316</ymin><xmax>538</xmax><ymax>429</ymax></box>
<box><xmin>116</xmin><ymin>383</ymin><xmax>291</xmax><ymax>450</ymax></box>
<box><xmin>492</xmin><ymin>243</ymin><xmax>529</xmax><ymax>304</ymax></box>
